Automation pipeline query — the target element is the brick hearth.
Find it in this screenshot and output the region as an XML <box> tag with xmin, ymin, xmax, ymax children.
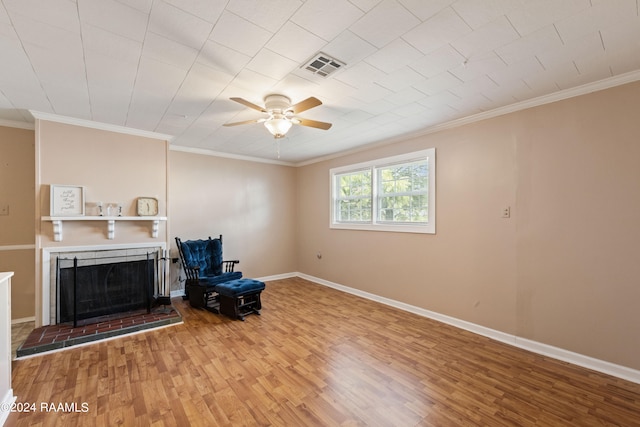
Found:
<box><xmin>16</xmin><ymin>305</ymin><xmax>181</xmax><ymax>357</ymax></box>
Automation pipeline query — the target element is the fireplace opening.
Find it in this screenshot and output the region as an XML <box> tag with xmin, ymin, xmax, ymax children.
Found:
<box><xmin>56</xmin><ymin>252</ymin><xmax>157</xmax><ymax>325</ymax></box>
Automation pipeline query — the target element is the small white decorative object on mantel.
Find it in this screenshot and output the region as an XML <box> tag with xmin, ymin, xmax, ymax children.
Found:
<box><xmin>50</xmin><ymin>185</ymin><xmax>85</xmax><ymax>216</ymax></box>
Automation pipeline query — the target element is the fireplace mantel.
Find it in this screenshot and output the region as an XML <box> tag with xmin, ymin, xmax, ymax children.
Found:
<box><xmin>42</xmin><ymin>216</ymin><xmax>167</xmax><ymax>241</ymax></box>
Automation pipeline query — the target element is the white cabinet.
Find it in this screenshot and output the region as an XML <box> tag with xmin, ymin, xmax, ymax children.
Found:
<box><xmin>0</xmin><ymin>272</ymin><xmax>15</xmax><ymax>427</ymax></box>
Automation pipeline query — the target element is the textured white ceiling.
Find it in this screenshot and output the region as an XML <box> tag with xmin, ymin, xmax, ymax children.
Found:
<box><xmin>1</xmin><ymin>0</ymin><xmax>639</xmax><ymax>163</ymax></box>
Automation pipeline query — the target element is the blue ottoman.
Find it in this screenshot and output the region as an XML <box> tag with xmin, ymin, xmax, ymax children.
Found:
<box><xmin>215</xmin><ymin>279</ymin><xmax>265</xmax><ymax>320</ymax></box>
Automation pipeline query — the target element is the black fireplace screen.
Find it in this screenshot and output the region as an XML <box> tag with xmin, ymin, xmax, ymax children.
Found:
<box><xmin>56</xmin><ymin>252</ymin><xmax>157</xmax><ymax>325</ymax></box>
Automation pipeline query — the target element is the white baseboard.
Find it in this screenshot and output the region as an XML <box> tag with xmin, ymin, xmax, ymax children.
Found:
<box><xmin>256</xmin><ymin>272</ymin><xmax>298</xmax><ymax>282</ymax></box>
<box><xmin>170</xmin><ymin>290</ymin><xmax>184</xmax><ymax>298</ymax></box>
<box><xmin>295</xmin><ymin>272</ymin><xmax>640</xmax><ymax>385</ymax></box>
<box><xmin>513</xmin><ymin>336</ymin><xmax>640</xmax><ymax>385</ymax></box>
<box><xmin>11</xmin><ymin>316</ymin><xmax>35</xmax><ymax>325</ymax></box>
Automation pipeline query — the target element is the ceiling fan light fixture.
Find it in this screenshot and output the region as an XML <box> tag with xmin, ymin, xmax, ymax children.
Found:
<box><xmin>224</xmin><ymin>95</ymin><xmax>332</xmax><ymax>139</ymax></box>
<box><xmin>264</xmin><ymin>115</ymin><xmax>292</xmax><ymax>138</ymax></box>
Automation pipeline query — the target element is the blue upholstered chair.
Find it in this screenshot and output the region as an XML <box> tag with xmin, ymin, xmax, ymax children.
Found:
<box><xmin>175</xmin><ymin>235</ymin><xmax>241</xmax><ymax>311</ymax></box>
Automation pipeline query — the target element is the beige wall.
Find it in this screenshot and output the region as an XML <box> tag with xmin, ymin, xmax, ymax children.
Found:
<box><xmin>168</xmin><ymin>150</ymin><xmax>297</xmax><ymax>287</ymax></box>
<box><xmin>514</xmin><ymin>84</ymin><xmax>640</xmax><ymax>369</ymax></box>
<box><xmin>36</xmin><ymin>120</ymin><xmax>169</xmax><ymax>247</ymax></box>
<box><xmin>0</xmin><ymin>126</ymin><xmax>35</xmax><ymax>319</ymax></box>
<box><xmin>296</xmin><ymin>81</ymin><xmax>640</xmax><ymax>370</ymax></box>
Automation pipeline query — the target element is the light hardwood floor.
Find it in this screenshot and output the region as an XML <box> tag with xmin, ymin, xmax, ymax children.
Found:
<box><xmin>7</xmin><ymin>277</ymin><xmax>640</xmax><ymax>426</ymax></box>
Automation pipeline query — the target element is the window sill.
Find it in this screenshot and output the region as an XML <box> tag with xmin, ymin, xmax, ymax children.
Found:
<box><xmin>330</xmin><ymin>222</ymin><xmax>435</xmax><ymax>234</ymax></box>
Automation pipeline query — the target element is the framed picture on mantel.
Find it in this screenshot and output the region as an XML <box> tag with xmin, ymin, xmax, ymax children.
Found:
<box><xmin>50</xmin><ymin>185</ymin><xmax>85</xmax><ymax>217</ymax></box>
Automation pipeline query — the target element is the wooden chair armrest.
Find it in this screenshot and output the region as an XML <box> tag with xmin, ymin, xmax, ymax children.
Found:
<box><xmin>222</xmin><ymin>260</ymin><xmax>240</xmax><ymax>273</ymax></box>
<box><xmin>183</xmin><ymin>264</ymin><xmax>200</xmax><ymax>281</ymax></box>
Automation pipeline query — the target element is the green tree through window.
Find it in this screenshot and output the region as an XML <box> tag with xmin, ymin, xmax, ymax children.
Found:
<box><xmin>331</xmin><ymin>148</ymin><xmax>435</xmax><ymax>234</ymax></box>
<box><xmin>378</xmin><ymin>161</ymin><xmax>428</xmax><ymax>223</ymax></box>
<box><xmin>335</xmin><ymin>170</ymin><xmax>371</xmax><ymax>222</ymax></box>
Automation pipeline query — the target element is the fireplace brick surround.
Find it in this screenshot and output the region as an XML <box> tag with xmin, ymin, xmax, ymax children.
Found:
<box><xmin>41</xmin><ymin>243</ymin><xmax>167</xmax><ymax>327</ymax></box>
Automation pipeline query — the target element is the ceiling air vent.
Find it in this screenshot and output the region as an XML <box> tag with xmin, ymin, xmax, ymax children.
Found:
<box><xmin>302</xmin><ymin>53</ymin><xmax>346</xmax><ymax>78</ymax></box>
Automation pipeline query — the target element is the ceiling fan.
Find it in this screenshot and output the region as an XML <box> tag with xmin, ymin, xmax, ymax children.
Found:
<box><xmin>223</xmin><ymin>94</ymin><xmax>332</xmax><ymax>139</ymax></box>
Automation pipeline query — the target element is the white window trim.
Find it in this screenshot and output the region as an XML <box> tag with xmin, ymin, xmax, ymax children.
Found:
<box><xmin>330</xmin><ymin>148</ymin><xmax>436</xmax><ymax>234</ymax></box>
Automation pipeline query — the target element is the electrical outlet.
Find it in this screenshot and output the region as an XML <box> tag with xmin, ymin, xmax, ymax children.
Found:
<box><xmin>502</xmin><ymin>206</ymin><xmax>510</xmax><ymax>218</ymax></box>
<box><xmin>0</xmin><ymin>204</ymin><xmax>8</xmax><ymax>216</ymax></box>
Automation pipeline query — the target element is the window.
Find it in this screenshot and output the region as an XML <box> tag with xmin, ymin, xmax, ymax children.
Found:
<box><xmin>330</xmin><ymin>148</ymin><xmax>435</xmax><ymax>234</ymax></box>
<box><xmin>335</xmin><ymin>169</ymin><xmax>371</xmax><ymax>222</ymax></box>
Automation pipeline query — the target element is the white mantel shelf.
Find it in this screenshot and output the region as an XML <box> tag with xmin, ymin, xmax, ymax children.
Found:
<box><xmin>42</xmin><ymin>216</ymin><xmax>167</xmax><ymax>241</ymax></box>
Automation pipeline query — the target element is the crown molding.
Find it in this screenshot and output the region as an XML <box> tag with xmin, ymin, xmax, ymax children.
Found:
<box><xmin>29</xmin><ymin>111</ymin><xmax>174</xmax><ymax>141</ymax></box>
<box><xmin>169</xmin><ymin>144</ymin><xmax>295</xmax><ymax>166</ymax></box>
<box><xmin>417</xmin><ymin>69</ymin><xmax>640</xmax><ymax>137</ymax></box>
<box><xmin>295</xmin><ymin>70</ymin><xmax>640</xmax><ymax>167</ymax></box>
<box><xmin>25</xmin><ymin>110</ymin><xmax>293</xmax><ymax>166</ymax></box>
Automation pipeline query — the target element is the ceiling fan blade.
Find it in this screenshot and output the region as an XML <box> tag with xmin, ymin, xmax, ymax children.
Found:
<box><xmin>291</xmin><ymin>97</ymin><xmax>322</xmax><ymax>114</ymax></box>
<box><xmin>230</xmin><ymin>97</ymin><xmax>266</xmax><ymax>112</ymax></box>
<box><xmin>295</xmin><ymin>118</ymin><xmax>332</xmax><ymax>130</ymax></box>
<box><xmin>223</xmin><ymin>118</ymin><xmax>264</xmax><ymax>127</ymax></box>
